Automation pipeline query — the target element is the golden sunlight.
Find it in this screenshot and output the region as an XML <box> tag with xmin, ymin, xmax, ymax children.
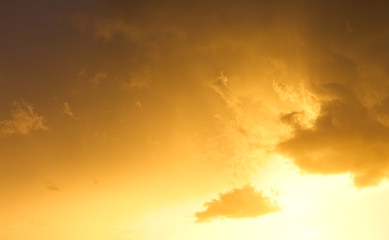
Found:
<box><xmin>2</xmin><ymin>1</ymin><xmax>389</xmax><ymax>239</ymax></box>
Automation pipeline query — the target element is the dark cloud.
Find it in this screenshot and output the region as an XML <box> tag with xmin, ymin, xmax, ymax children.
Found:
<box><xmin>274</xmin><ymin>0</ymin><xmax>389</xmax><ymax>187</ymax></box>
<box><xmin>195</xmin><ymin>185</ymin><xmax>279</xmax><ymax>223</ymax></box>
<box><xmin>278</xmin><ymin>82</ymin><xmax>389</xmax><ymax>187</ymax></box>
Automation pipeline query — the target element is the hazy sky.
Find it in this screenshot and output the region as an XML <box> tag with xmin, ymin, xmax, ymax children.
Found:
<box><xmin>2</xmin><ymin>0</ymin><xmax>389</xmax><ymax>239</ymax></box>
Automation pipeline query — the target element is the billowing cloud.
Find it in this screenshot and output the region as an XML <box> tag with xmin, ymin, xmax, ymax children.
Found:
<box><xmin>0</xmin><ymin>101</ymin><xmax>48</xmax><ymax>136</ymax></box>
<box><xmin>195</xmin><ymin>185</ymin><xmax>280</xmax><ymax>223</ymax></box>
<box><xmin>277</xmin><ymin>81</ymin><xmax>389</xmax><ymax>187</ymax></box>
<box><xmin>269</xmin><ymin>0</ymin><xmax>389</xmax><ymax>188</ymax></box>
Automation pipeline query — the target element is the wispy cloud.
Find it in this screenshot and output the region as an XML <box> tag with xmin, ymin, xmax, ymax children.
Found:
<box><xmin>60</xmin><ymin>102</ymin><xmax>75</xmax><ymax>118</ymax></box>
<box><xmin>0</xmin><ymin>101</ymin><xmax>48</xmax><ymax>136</ymax></box>
<box><xmin>195</xmin><ymin>185</ymin><xmax>280</xmax><ymax>223</ymax></box>
<box><xmin>46</xmin><ymin>182</ymin><xmax>61</xmax><ymax>192</ymax></box>
<box><xmin>90</xmin><ymin>71</ymin><xmax>108</xmax><ymax>86</ymax></box>
<box><xmin>121</xmin><ymin>79</ymin><xmax>149</xmax><ymax>91</ymax></box>
<box><xmin>134</xmin><ymin>101</ymin><xmax>143</xmax><ymax>109</ymax></box>
<box><xmin>208</xmin><ymin>72</ymin><xmax>246</xmax><ymax>135</ymax></box>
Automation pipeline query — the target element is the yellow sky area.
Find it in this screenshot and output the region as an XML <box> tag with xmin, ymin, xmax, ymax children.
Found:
<box><xmin>3</xmin><ymin>1</ymin><xmax>389</xmax><ymax>239</ymax></box>
<box><xmin>3</xmin><ymin>155</ymin><xmax>389</xmax><ymax>240</ymax></box>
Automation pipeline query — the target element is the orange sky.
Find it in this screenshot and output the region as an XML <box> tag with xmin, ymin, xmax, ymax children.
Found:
<box><xmin>2</xmin><ymin>1</ymin><xmax>389</xmax><ymax>239</ymax></box>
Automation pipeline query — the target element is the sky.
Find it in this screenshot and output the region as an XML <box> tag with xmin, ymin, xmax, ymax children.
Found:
<box><xmin>2</xmin><ymin>0</ymin><xmax>389</xmax><ymax>239</ymax></box>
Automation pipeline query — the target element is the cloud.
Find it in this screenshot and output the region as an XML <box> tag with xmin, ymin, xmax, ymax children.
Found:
<box><xmin>60</xmin><ymin>102</ymin><xmax>75</xmax><ymax>118</ymax></box>
<box><xmin>121</xmin><ymin>79</ymin><xmax>149</xmax><ymax>91</ymax></box>
<box><xmin>46</xmin><ymin>182</ymin><xmax>61</xmax><ymax>192</ymax></box>
<box><xmin>195</xmin><ymin>185</ymin><xmax>280</xmax><ymax>223</ymax></box>
<box><xmin>0</xmin><ymin>101</ymin><xmax>48</xmax><ymax>136</ymax></box>
<box><xmin>207</xmin><ymin>72</ymin><xmax>280</xmax><ymax>184</ymax></box>
<box><xmin>208</xmin><ymin>72</ymin><xmax>246</xmax><ymax>135</ymax></box>
<box><xmin>23</xmin><ymin>0</ymin><xmax>389</xmax><ymax>189</ymax></box>
<box><xmin>75</xmin><ymin>0</ymin><xmax>389</xmax><ymax>190</ymax></box>
<box><xmin>277</xmin><ymin>83</ymin><xmax>389</xmax><ymax>187</ymax></box>
<box><xmin>90</xmin><ymin>71</ymin><xmax>108</xmax><ymax>86</ymax></box>
<box><xmin>268</xmin><ymin>0</ymin><xmax>389</xmax><ymax>188</ymax></box>
<box><xmin>134</xmin><ymin>101</ymin><xmax>143</xmax><ymax>109</ymax></box>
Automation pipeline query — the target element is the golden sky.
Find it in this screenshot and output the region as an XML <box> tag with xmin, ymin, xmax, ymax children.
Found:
<box><xmin>2</xmin><ymin>0</ymin><xmax>389</xmax><ymax>239</ymax></box>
